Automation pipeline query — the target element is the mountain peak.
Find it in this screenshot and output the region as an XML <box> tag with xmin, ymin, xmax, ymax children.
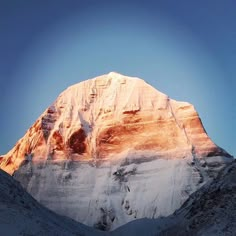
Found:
<box><xmin>0</xmin><ymin>73</ymin><xmax>231</xmax><ymax>174</ymax></box>
<box><xmin>69</xmin><ymin>72</ymin><xmax>148</xmax><ymax>93</ymax></box>
<box><xmin>0</xmin><ymin>73</ymin><xmax>232</xmax><ymax>230</ymax></box>
<box><xmin>106</xmin><ymin>71</ymin><xmax>144</xmax><ymax>82</ymax></box>
<box><xmin>107</xmin><ymin>71</ymin><xmax>126</xmax><ymax>78</ymax></box>
<box><xmin>70</xmin><ymin>71</ymin><xmax>147</xmax><ymax>89</ymax></box>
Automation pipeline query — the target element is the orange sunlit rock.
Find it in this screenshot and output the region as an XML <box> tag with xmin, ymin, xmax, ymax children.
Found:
<box><xmin>0</xmin><ymin>72</ymin><xmax>231</xmax><ymax>175</ymax></box>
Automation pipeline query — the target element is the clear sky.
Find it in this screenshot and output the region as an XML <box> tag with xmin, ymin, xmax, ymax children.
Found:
<box><xmin>0</xmin><ymin>0</ymin><xmax>235</xmax><ymax>156</ymax></box>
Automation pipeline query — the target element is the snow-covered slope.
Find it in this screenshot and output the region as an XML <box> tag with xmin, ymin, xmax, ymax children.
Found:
<box><xmin>0</xmin><ymin>72</ymin><xmax>232</xmax><ymax>230</ymax></box>
<box><xmin>160</xmin><ymin>160</ymin><xmax>236</xmax><ymax>236</ymax></box>
<box><xmin>112</xmin><ymin>160</ymin><xmax>236</xmax><ymax>236</ymax></box>
<box><xmin>0</xmin><ymin>168</ymin><xmax>103</xmax><ymax>236</ymax></box>
<box><xmin>13</xmin><ymin>156</ymin><xmax>208</xmax><ymax>231</ymax></box>
<box><xmin>1</xmin><ymin>160</ymin><xmax>235</xmax><ymax>236</ymax></box>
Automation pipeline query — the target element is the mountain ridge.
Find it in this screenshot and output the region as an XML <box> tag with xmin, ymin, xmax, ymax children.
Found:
<box><xmin>0</xmin><ymin>72</ymin><xmax>231</xmax><ymax>174</ymax></box>
<box><xmin>0</xmin><ymin>72</ymin><xmax>232</xmax><ymax>230</ymax></box>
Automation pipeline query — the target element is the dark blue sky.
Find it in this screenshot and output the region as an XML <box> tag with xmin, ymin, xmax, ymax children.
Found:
<box><xmin>0</xmin><ymin>0</ymin><xmax>235</xmax><ymax>156</ymax></box>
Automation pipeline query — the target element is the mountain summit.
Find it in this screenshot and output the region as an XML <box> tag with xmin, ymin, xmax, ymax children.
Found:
<box><xmin>0</xmin><ymin>72</ymin><xmax>232</xmax><ymax>230</ymax></box>
<box><xmin>0</xmin><ymin>72</ymin><xmax>230</xmax><ymax>172</ymax></box>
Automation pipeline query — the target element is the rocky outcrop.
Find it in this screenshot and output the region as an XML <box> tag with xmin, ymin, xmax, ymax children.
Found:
<box><xmin>0</xmin><ymin>72</ymin><xmax>232</xmax><ymax>230</ymax></box>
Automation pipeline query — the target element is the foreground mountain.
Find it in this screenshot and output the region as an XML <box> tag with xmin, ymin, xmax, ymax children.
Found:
<box><xmin>0</xmin><ymin>168</ymin><xmax>102</xmax><ymax>236</ymax></box>
<box><xmin>0</xmin><ymin>72</ymin><xmax>232</xmax><ymax>230</ymax></box>
<box><xmin>160</xmin><ymin>160</ymin><xmax>236</xmax><ymax>236</ymax></box>
<box><xmin>112</xmin><ymin>160</ymin><xmax>236</xmax><ymax>236</ymax></box>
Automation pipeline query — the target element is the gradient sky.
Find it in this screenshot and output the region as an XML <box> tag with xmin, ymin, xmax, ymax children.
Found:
<box><xmin>0</xmin><ymin>0</ymin><xmax>235</xmax><ymax>156</ymax></box>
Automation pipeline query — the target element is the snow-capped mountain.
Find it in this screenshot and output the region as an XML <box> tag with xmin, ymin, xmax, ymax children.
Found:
<box><xmin>0</xmin><ymin>72</ymin><xmax>232</xmax><ymax>230</ymax></box>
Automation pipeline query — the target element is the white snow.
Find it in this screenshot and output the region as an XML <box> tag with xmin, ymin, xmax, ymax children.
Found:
<box><xmin>0</xmin><ymin>72</ymin><xmax>233</xmax><ymax>231</ymax></box>
<box><xmin>14</xmin><ymin>153</ymin><xmax>206</xmax><ymax>230</ymax></box>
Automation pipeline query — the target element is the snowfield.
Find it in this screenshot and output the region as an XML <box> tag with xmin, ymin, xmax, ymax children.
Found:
<box><xmin>0</xmin><ymin>72</ymin><xmax>233</xmax><ymax>233</ymax></box>
<box><xmin>13</xmin><ymin>153</ymin><xmax>231</xmax><ymax>230</ymax></box>
<box><xmin>1</xmin><ymin>160</ymin><xmax>235</xmax><ymax>236</ymax></box>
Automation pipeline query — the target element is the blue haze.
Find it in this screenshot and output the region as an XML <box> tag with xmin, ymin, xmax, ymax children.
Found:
<box><xmin>0</xmin><ymin>0</ymin><xmax>235</xmax><ymax>156</ymax></box>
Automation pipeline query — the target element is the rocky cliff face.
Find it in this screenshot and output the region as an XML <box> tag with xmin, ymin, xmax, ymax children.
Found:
<box><xmin>0</xmin><ymin>72</ymin><xmax>232</xmax><ymax>230</ymax></box>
